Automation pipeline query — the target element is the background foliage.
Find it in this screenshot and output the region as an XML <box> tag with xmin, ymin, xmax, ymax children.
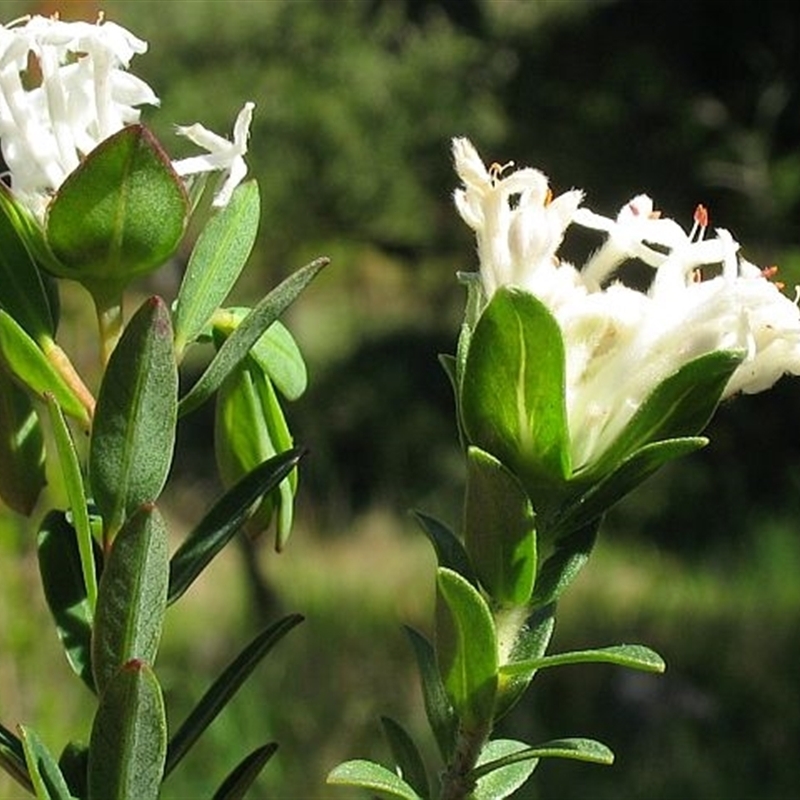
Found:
<box><xmin>2</xmin><ymin>0</ymin><xmax>800</xmax><ymax>797</ymax></box>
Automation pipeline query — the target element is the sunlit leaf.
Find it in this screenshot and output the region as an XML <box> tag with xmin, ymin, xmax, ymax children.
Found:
<box><xmin>435</xmin><ymin>567</ymin><xmax>498</xmax><ymax>729</ymax></box>
<box><xmin>46</xmin><ymin>125</ymin><xmax>188</xmax><ymax>288</ymax></box>
<box><xmin>327</xmin><ymin>760</ymin><xmax>421</xmax><ymax>799</ymax></box>
<box><xmin>174</xmin><ymin>181</ymin><xmax>260</xmax><ymax>355</ymax></box>
<box><xmin>92</xmin><ymin>505</ymin><xmax>169</xmax><ymax>695</ymax></box>
<box><xmin>19</xmin><ymin>725</ymin><xmax>72</xmax><ymax>800</ymax></box>
<box><xmin>179</xmin><ymin>256</ymin><xmax>328</xmax><ymax>417</ymax></box>
<box><xmin>87</xmin><ymin>660</ymin><xmax>167</xmax><ymax>800</ymax></box>
<box><xmin>89</xmin><ymin>296</ymin><xmax>177</xmax><ymax>538</ymax></box>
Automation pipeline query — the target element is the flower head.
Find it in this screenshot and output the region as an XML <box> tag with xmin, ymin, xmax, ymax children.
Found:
<box><xmin>0</xmin><ymin>13</ymin><xmax>158</xmax><ymax>220</ymax></box>
<box><xmin>453</xmin><ymin>137</ymin><xmax>800</xmax><ymax>471</ymax></box>
<box><xmin>0</xmin><ymin>13</ymin><xmax>254</xmax><ymax>221</ymax></box>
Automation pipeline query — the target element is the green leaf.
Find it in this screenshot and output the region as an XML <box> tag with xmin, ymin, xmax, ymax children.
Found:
<box><xmin>578</xmin><ymin>350</ymin><xmax>742</xmax><ymax>481</ymax></box>
<box><xmin>556</xmin><ymin>438</ymin><xmax>707</xmax><ymax>537</ymax></box>
<box><xmin>58</xmin><ymin>742</ymin><xmax>88</xmax><ymax>800</ymax></box>
<box><xmin>412</xmin><ymin>511</ymin><xmax>476</xmax><ymax>586</ymax></box>
<box><xmin>87</xmin><ymin>659</ymin><xmax>167</xmax><ymax>800</ymax></box>
<box><xmin>211</xmin><ymin>743</ymin><xmax>278</xmax><ymax>800</ymax></box>
<box><xmin>209</xmin><ymin>312</ymin><xmax>307</xmax><ymax>401</ymax></box>
<box><xmin>19</xmin><ymin>725</ymin><xmax>73</xmax><ymax>800</ymax></box>
<box><xmin>327</xmin><ymin>760</ymin><xmax>421</xmax><ymax>800</ymax></box>
<box><xmin>0</xmin><ymin>185</ymin><xmax>56</xmax><ymax>340</ymax></box>
<box><xmin>178</xmin><ymin>256</ymin><xmax>329</xmax><ymax>417</ymax></box>
<box><xmin>214</xmin><ymin>358</ymin><xmax>298</xmax><ymax>548</ymax></box>
<box><xmin>435</xmin><ymin>567</ymin><xmax>498</xmax><ymax>729</ymax></box>
<box><xmin>91</xmin><ymin>504</ymin><xmax>169</xmax><ymax>695</ymax></box>
<box><xmin>168</xmin><ymin>448</ymin><xmax>304</xmax><ymax>605</ymax></box>
<box><xmin>37</xmin><ymin>511</ymin><xmax>97</xmax><ymax>693</ymax></box>
<box><xmin>0</xmin><ymin>721</ymin><xmax>32</xmax><ymax>794</ymax></box>
<box><xmin>45</xmin><ymin>395</ymin><xmax>98</xmax><ymax>612</ymax></box>
<box><xmin>531</xmin><ymin>520</ymin><xmax>600</xmax><ymax>608</ymax></box>
<box><xmin>250</xmin><ymin>320</ymin><xmax>308</xmax><ymax>401</ymax></box>
<box><xmin>173</xmin><ymin>181</ymin><xmax>260</xmax><ymax>356</ymax></box>
<box><xmin>89</xmin><ymin>296</ymin><xmax>178</xmax><ymax>538</ymax></box>
<box><xmin>461</xmin><ymin>288</ymin><xmax>570</xmax><ymax>498</ymax></box>
<box><xmin>464</xmin><ymin>447</ymin><xmax>536</xmax><ymax>606</ymax></box>
<box><xmin>0</xmin><ymin>310</ymin><xmax>89</xmax><ymax>424</ymax></box>
<box><xmin>0</xmin><ymin>365</ymin><xmax>46</xmax><ymax>515</ymax></box>
<box><xmin>404</xmin><ymin>627</ymin><xmax>457</xmax><ymax>762</ymax></box>
<box><xmin>165</xmin><ymin>614</ymin><xmax>303</xmax><ymax>777</ymax></box>
<box><xmin>472</xmin><ymin>739</ymin><xmax>538</xmax><ymax>800</ymax></box>
<box><xmin>499</xmin><ymin>643</ymin><xmax>666</xmax><ymax>677</ymax></box>
<box><xmin>471</xmin><ymin>737</ymin><xmax>613</xmax><ymax>779</ymax></box>
<box><xmin>381</xmin><ymin>717</ymin><xmax>430</xmax><ymax>800</ymax></box>
<box><xmin>46</xmin><ymin>125</ymin><xmax>188</xmax><ymax>288</ymax></box>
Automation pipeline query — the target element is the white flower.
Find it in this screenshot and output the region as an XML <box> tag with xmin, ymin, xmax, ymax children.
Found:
<box><xmin>453</xmin><ymin>137</ymin><xmax>800</xmax><ymax>471</ymax></box>
<box><xmin>0</xmin><ymin>14</ymin><xmax>158</xmax><ymax>220</ymax></box>
<box><xmin>173</xmin><ymin>101</ymin><xmax>254</xmax><ymax>208</ymax></box>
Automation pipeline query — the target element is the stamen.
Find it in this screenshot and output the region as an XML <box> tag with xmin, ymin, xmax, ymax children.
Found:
<box><xmin>762</xmin><ymin>265</ymin><xmax>785</xmax><ymax>290</ymax></box>
<box><xmin>488</xmin><ymin>160</ymin><xmax>514</xmax><ymax>185</ymax></box>
<box><xmin>545</xmin><ymin>187</ymin><xmax>553</xmax><ymax>206</ymax></box>
<box><xmin>689</xmin><ymin>204</ymin><xmax>709</xmax><ymax>242</ymax></box>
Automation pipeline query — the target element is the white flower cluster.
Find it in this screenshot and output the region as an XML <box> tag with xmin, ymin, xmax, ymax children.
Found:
<box><xmin>453</xmin><ymin>137</ymin><xmax>800</xmax><ymax>470</ymax></box>
<box><xmin>0</xmin><ymin>14</ymin><xmax>252</xmax><ymax>219</ymax></box>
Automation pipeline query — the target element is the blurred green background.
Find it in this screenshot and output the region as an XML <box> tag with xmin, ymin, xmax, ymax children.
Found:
<box><xmin>2</xmin><ymin>0</ymin><xmax>800</xmax><ymax>797</ymax></box>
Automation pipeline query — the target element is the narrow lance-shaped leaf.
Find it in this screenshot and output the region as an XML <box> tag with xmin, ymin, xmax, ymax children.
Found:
<box><xmin>380</xmin><ymin>717</ymin><xmax>430</xmax><ymax>800</ymax></box>
<box><xmin>165</xmin><ymin>614</ymin><xmax>303</xmax><ymax>777</ymax></box>
<box><xmin>89</xmin><ymin>296</ymin><xmax>177</xmax><ymax>539</ymax></box>
<box><xmin>405</xmin><ymin>626</ymin><xmax>458</xmax><ymax>762</ymax></box>
<box><xmin>0</xmin><ymin>365</ymin><xmax>46</xmax><ymax>515</ymax></box>
<box><xmin>87</xmin><ymin>660</ymin><xmax>167</xmax><ymax>800</ymax></box>
<box><xmin>168</xmin><ymin>448</ymin><xmax>304</xmax><ymax>605</ymax></box>
<box><xmin>554</xmin><ymin>437</ymin><xmax>707</xmax><ymax>539</ymax></box>
<box><xmin>470</xmin><ymin>737</ymin><xmax>614</xmax><ymax>782</ymax></box>
<box><xmin>173</xmin><ymin>180</ymin><xmax>260</xmax><ymax>356</ymax></box>
<box><xmin>577</xmin><ymin>349</ymin><xmax>743</xmax><ymax>483</ymax></box>
<box><xmin>327</xmin><ymin>760</ymin><xmax>422</xmax><ymax>800</ymax></box>
<box><xmin>412</xmin><ymin>511</ymin><xmax>476</xmax><ymax>587</ymax></box>
<box><xmin>46</xmin><ymin>125</ymin><xmax>188</xmax><ymax>288</ymax></box>
<box><xmin>211</xmin><ymin>743</ymin><xmax>278</xmax><ymax>800</ymax></box>
<box><xmin>435</xmin><ymin>567</ymin><xmax>498</xmax><ymax>730</ymax></box>
<box><xmin>37</xmin><ymin>511</ymin><xmax>97</xmax><ymax>693</ymax></box>
<box><xmin>178</xmin><ymin>256</ymin><xmax>329</xmax><ymax>417</ymax></box>
<box><xmin>45</xmin><ymin>394</ymin><xmax>98</xmax><ymax>613</ymax></box>
<box><xmin>19</xmin><ymin>725</ymin><xmax>73</xmax><ymax>800</ymax></box>
<box><xmin>92</xmin><ymin>504</ymin><xmax>169</xmax><ymax>695</ymax></box>
<box><xmin>500</xmin><ymin>643</ymin><xmax>666</xmax><ymax>678</ymax></box>
<box><xmin>0</xmin><ymin>721</ymin><xmax>32</xmax><ymax>794</ymax></box>
<box><xmin>0</xmin><ymin>309</ymin><xmax>90</xmax><ymax>424</ymax></box>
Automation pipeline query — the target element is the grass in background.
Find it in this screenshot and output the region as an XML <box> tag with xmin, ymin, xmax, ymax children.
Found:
<box><xmin>2</xmin><ymin>506</ymin><xmax>799</xmax><ymax>799</ymax></box>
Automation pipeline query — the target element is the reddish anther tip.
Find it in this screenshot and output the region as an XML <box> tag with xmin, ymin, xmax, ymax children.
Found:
<box><xmin>694</xmin><ymin>204</ymin><xmax>709</xmax><ymax>229</ymax></box>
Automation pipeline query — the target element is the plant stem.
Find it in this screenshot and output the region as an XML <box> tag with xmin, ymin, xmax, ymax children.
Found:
<box><xmin>440</xmin><ymin>719</ymin><xmax>492</xmax><ymax>800</ymax></box>
<box><xmin>91</xmin><ymin>282</ymin><xmax>124</xmax><ymax>368</ymax></box>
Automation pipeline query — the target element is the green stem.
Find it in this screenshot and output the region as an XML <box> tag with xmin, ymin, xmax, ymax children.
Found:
<box><xmin>91</xmin><ymin>282</ymin><xmax>125</xmax><ymax>368</ymax></box>
<box><xmin>440</xmin><ymin>719</ymin><xmax>492</xmax><ymax>800</ymax></box>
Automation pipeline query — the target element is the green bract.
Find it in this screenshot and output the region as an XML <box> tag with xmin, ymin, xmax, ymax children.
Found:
<box><xmin>45</xmin><ymin>125</ymin><xmax>188</xmax><ymax>295</ymax></box>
